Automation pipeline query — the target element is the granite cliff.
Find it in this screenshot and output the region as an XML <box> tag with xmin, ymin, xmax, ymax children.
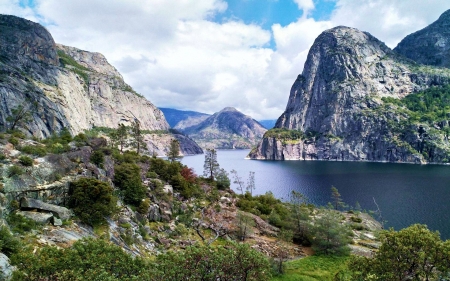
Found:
<box><xmin>250</xmin><ymin>21</ymin><xmax>450</xmax><ymax>163</ymax></box>
<box><xmin>182</xmin><ymin>107</ymin><xmax>267</xmax><ymax>149</ymax></box>
<box><xmin>395</xmin><ymin>9</ymin><xmax>450</xmax><ymax>68</ymax></box>
<box><xmin>0</xmin><ymin>15</ymin><xmax>202</xmax><ymax>156</ymax></box>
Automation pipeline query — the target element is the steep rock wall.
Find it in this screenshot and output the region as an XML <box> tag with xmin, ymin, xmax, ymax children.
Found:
<box><xmin>250</xmin><ymin>26</ymin><xmax>450</xmax><ymax>163</ymax></box>
<box><xmin>0</xmin><ymin>15</ymin><xmax>169</xmax><ymax>139</ymax></box>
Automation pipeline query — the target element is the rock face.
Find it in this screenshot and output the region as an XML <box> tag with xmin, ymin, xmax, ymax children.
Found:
<box><xmin>0</xmin><ymin>15</ymin><xmax>169</xmax><ymax>138</ymax></box>
<box><xmin>143</xmin><ymin>133</ymin><xmax>203</xmax><ymax>156</ymax></box>
<box><xmin>182</xmin><ymin>107</ymin><xmax>267</xmax><ymax>149</ymax></box>
<box><xmin>395</xmin><ymin>9</ymin><xmax>450</xmax><ymax>68</ymax></box>
<box><xmin>250</xmin><ymin>25</ymin><xmax>450</xmax><ymax>163</ymax></box>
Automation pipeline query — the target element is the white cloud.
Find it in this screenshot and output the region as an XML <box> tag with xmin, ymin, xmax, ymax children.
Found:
<box><xmin>2</xmin><ymin>0</ymin><xmax>450</xmax><ymax>120</ymax></box>
<box><xmin>293</xmin><ymin>0</ymin><xmax>315</xmax><ymax>16</ymax></box>
<box><xmin>331</xmin><ymin>0</ymin><xmax>450</xmax><ymax>48</ymax></box>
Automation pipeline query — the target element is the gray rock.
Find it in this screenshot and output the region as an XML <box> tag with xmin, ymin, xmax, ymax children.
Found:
<box><xmin>52</xmin><ymin>217</ymin><xmax>63</xmax><ymax>226</ymax></box>
<box><xmin>250</xmin><ymin>26</ymin><xmax>450</xmax><ymax>163</ymax></box>
<box><xmin>162</xmin><ymin>185</ymin><xmax>173</xmax><ymax>194</ymax></box>
<box><xmin>20</xmin><ymin>197</ymin><xmax>73</xmax><ymax>220</ymax></box>
<box><xmin>17</xmin><ymin>211</ymin><xmax>53</xmax><ymax>224</ymax></box>
<box><xmin>0</xmin><ymin>14</ymin><xmax>169</xmax><ymax>139</ymax></box>
<box><xmin>395</xmin><ymin>9</ymin><xmax>450</xmax><ymax>68</ymax></box>
<box><xmin>0</xmin><ymin>253</ymin><xmax>14</xmax><ymax>280</ymax></box>
<box><xmin>148</xmin><ymin>204</ymin><xmax>161</xmax><ymax>222</ymax></box>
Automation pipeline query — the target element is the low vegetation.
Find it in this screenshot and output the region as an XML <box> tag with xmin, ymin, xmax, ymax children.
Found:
<box><xmin>1</xmin><ymin>123</ymin><xmax>449</xmax><ymax>280</ymax></box>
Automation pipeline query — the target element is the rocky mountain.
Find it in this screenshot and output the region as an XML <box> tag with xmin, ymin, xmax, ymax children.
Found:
<box><xmin>0</xmin><ymin>15</ymin><xmax>202</xmax><ymax>156</ymax></box>
<box><xmin>182</xmin><ymin>107</ymin><xmax>267</xmax><ymax>149</ymax></box>
<box><xmin>250</xmin><ymin>20</ymin><xmax>450</xmax><ymax>163</ymax></box>
<box><xmin>159</xmin><ymin>108</ymin><xmax>210</xmax><ymax>129</ymax></box>
<box><xmin>395</xmin><ymin>9</ymin><xmax>450</xmax><ymax>68</ymax></box>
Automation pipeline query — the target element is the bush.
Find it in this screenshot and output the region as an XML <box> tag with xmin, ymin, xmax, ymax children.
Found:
<box><xmin>0</xmin><ymin>226</ymin><xmax>20</xmax><ymax>256</ymax></box>
<box><xmin>10</xmin><ymin>238</ymin><xmax>150</xmax><ymax>281</ymax></box>
<box><xmin>8</xmin><ymin>137</ymin><xmax>18</xmax><ymax>146</ymax></box>
<box><xmin>90</xmin><ymin>150</ymin><xmax>104</xmax><ymax>168</ymax></box>
<box><xmin>18</xmin><ymin>145</ymin><xmax>47</xmax><ymax>157</ymax></box>
<box><xmin>7</xmin><ymin>213</ymin><xmax>38</xmax><ymax>234</ymax></box>
<box><xmin>0</xmin><ymin>152</ymin><xmax>5</xmax><ymax>161</ymax></box>
<box><xmin>310</xmin><ymin>210</ymin><xmax>351</xmax><ymax>256</ymax></box>
<box><xmin>350</xmin><ymin>216</ymin><xmax>362</xmax><ymax>223</ymax></box>
<box><xmin>68</xmin><ymin>178</ymin><xmax>118</xmax><ymax>226</ymax></box>
<box><xmin>114</xmin><ymin>163</ymin><xmax>146</xmax><ymax>206</ymax></box>
<box><xmin>11</xmin><ymin>131</ymin><xmax>25</xmax><ymax>139</ymax></box>
<box><xmin>19</xmin><ymin>155</ymin><xmax>33</xmax><ymax>166</ymax></box>
<box><xmin>7</xmin><ymin>165</ymin><xmax>23</xmax><ymax>178</ymax></box>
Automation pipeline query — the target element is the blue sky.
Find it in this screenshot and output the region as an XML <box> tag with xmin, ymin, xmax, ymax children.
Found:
<box><xmin>3</xmin><ymin>0</ymin><xmax>450</xmax><ymax>119</ymax></box>
<box><xmin>217</xmin><ymin>0</ymin><xmax>336</xmax><ymax>28</ymax></box>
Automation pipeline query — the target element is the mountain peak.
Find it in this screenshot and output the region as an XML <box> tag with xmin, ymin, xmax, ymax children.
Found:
<box><xmin>394</xmin><ymin>9</ymin><xmax>450</xmax><ymax>67</ymax></box>
<box><xmin>220</xmin><ymin>107</ymin><xmax>238</xmax><ymax>112</ymax></box>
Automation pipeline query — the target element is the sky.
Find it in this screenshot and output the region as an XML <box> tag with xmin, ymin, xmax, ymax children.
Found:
<box><xmin>2</xmin><ymin>0</ymin><xmax>450</xmax><ymax>120</ymax></box>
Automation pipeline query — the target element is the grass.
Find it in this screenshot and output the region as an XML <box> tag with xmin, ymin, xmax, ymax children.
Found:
<box><xmin>271</xmin><ymin>255</ymin><xmax>349</xmax><ymax>281</ymax></box>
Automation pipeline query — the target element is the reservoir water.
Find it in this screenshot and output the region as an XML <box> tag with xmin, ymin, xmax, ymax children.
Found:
<box><xmin>182</xmin><ymin>149</ymin><xmax>450</xmax><ymax>239</ymax></box>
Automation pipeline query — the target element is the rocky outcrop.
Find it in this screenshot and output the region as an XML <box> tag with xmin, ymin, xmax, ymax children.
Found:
<box><xmin>0</xmin><ymin>15</ymin><xmax>169</xmax><ymax>138</ymax></box>
<box><xmin>183</xmin><ymin>107</ymin><xmax>267</xmax><ymax>149</ymax></box>
<box><xmin>20</xmin><ymin>197</ymin><xmax>73</xmax><ymax>220</ymax></box>
<box><xmin>143</xmin><ymin>133</ymin><xmax>203</xmax><ymax>156</ymax></box>
<box><xmin>395</xmin><ymin>9</ymin><xmax>450</xmax><ymax>68</ymax></box>
<box><xmin>250</xmin><ymin>25</ymin><xmax>450</xmax><ymax>163</ymax></box>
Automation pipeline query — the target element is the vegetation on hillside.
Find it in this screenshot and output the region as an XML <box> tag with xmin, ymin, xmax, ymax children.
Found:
<box><xmin>1</xmin><ymin>123</ymin><xmax>449</xmax><ymax>280</ymax></box>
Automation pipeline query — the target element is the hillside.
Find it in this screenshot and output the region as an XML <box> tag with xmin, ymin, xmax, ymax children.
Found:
<box><xmin>250</xmin><ymin>14</ymin><xmax>450</xmax><ymax>163</ymax></box>
<box><xmin>182</xmin><ymin>107</ymin><xmax>267</xmax><ymax>149</ymax></box>
<box><xmin>0</xmin><ymin>15</ymin><xmax>202</xmax><ymax>156</ymax></box>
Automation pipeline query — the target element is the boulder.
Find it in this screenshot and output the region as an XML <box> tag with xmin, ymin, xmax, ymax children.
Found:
<box><xmin>17</xmin><ymin>211</ymin><xmax>53</xmax><ymax>224</ymax></box>
<box><xmin>0</xmin><ymin>253</ymin><xmax>14</xmax><ymax>280</ymax></box>
<box><xmin>148</xmin><ymin>204</ymin><xmax>161</xmax><ymax>222</ymax></box>
<box><xmin>163</xmin><ymin>185</ymin><xmax>173</xmax><ymax>194</ymax></box>
<box><xmin>52</xmin><ymin>217</ymin><xmax>63</xmax><ymax>226</ymax></box>
<box><xmin>20</xmin><ymin>197</ymin><xmax>73</xmax><ymax>220</ymax></box>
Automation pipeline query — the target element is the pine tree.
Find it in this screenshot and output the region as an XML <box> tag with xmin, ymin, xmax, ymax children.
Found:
<box><xmin>130</xmin><ymin>119</ymin><xmax>145</xmax><ymax>154</ymax></box>
<box><xmin>331</xmin><ymin>186</ymin><xmax>344</xmax><ymax>210</ymax></box>
<box><xmin>167</xmin><ymin>139</ymin><xmax>182</xmax><ymax>162</ymax></box>
<box><xmin>203</xmin><ymin>148</ymin><xmax>219</xmax><ymax>180</ymax></box>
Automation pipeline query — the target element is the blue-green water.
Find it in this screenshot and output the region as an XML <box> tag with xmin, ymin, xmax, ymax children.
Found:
<box><xmin>182</xmin><ymin>149</ymin><xmax>450</xmax><ymax>239</ymax></box>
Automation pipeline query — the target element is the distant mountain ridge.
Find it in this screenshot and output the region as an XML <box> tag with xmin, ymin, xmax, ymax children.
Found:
<box><xmin>159</xmin><ymin>108</ymin><xmax>210</xmax><ymax>129</ymax></box>
<box><xmin>177</xmin><ymin>107</ymin><xmax>267</xmax><ymax>149</ymax></box>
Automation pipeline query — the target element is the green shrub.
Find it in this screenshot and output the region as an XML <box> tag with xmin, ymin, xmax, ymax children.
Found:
<box><xmin>90</xmin><ymin>150</ymin><xmax>104</xmax><ymax>168</ymax></box>
<box><xmin>0</xmin><ymin>133</ymin><xmax>4</xmax><ymax>139</ymax></box>
<box><xmin>350</xmin><ymin>216</ymin><xmax>362</xmax><ymax>223</ymax></box>
<box><xmin>10</xmin><ymin>238</ymin><xmax>150</xmax><ymax>280</ymax></box>
<box><xmin>7</xmin><ymin>213</ymin><xmax>38</xmax><ymax>234</ymax></box>
<box><xmin>7</xmin><ymin>165</ymin><xmax>23</xmax><ymax>177</ymax></box>
<box><xmin>0</xmin><ymin>226</ymin><xmax>20</xmax><ymax>256</ymax></box>
<box><xmin>8</xmin><ymin>137</ymin><xmax>18</xmax><ymax>146</ymax></box>
<box><xmin>146</xmin><ymin>171</ymin><xmax>158</xmax><ymax>178</ymax></box>
<box><xmin>68</xmin><ymin>178</ymin><xmax>118</xmax><ymax>226</ymax></box>
<box><xmin>73</xmin><ymin>133</ymin><xmax>88</xmax><ymax>146</ymax></box>
<box><xmin>0</xmin><ymin>152</ymin><xmax>6</xmax><ymax>161</ymax></box>
<box><xmin>19</xmin><ymin>155</ymin><xmax>33</xmax><ymax>166</ymax></box>
<box><xmin>114</xmin><ymin>163</ymin><xmax>146</xmax><ymax>206</ymax></box>
<box><xmin>18</xmin><ymin>145</ymin><xmax>47</xmax><ymax>157</ymax></box>
<box><xmin>11</xmin><ymin>131</ymin><xmax>25</xmax><ymax>139</ymax></box>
